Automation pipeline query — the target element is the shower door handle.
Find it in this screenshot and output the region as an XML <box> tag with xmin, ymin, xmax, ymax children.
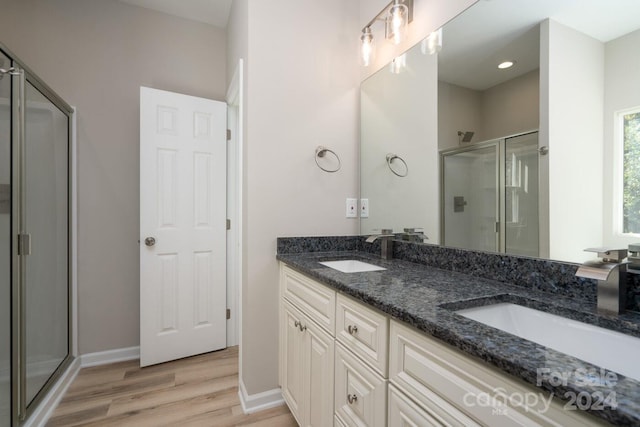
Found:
<box><xmin>144</xmin><ymin>237</ymin><xmax>156</xmax><ymax>247</ymax></box>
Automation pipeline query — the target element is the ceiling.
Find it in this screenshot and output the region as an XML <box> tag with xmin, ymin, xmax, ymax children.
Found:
<box><xmin>118</xmin><ymin>0</ymin><xmax>233</xmax><ymax>28</ymax></box>
<box><xmin>438</xmin><ymin>0</ymin><xmax>640</xmax><ymax>91</ymax></box>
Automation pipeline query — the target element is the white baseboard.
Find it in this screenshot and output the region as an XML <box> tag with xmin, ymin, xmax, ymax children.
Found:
<box><xmin>238</xmin><ymin>379</ymin><xmax>284</xmax><ymax>414</ymax></box>
<box><xmin>80</xmin><ymin>346</ymin><xmax>140</xmax><ymax>368</ymax></box>
<box><xmin>23</xmin><ymin>357</ymin><xmax>81</xmax><ymax>427</ymax></box>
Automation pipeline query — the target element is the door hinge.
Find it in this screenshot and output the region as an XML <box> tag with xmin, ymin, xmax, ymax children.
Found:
<box><xmin>17</xmin><ymin>233</ymin><xmax>31</xmax><ymax>256</ymax></box>
<box><xmin>226</xmin><ymin>129</ymin><xmax>231</xmax><ymax>141</ymax></box>
<box><xmin>226</xmin><ymin>219</ymin><xmax>231</xmax><ymax>230</ymax></box>
<box><xmin>226</xmin><ymin>308</ymin><xmax>231</xmax><ymax>320</ymax></box>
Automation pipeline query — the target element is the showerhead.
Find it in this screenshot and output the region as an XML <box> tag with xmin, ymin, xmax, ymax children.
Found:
<box><xmin>457</xmin><ymin>131</ymin><xmax>474</xmax><ymax>143</ymax></box>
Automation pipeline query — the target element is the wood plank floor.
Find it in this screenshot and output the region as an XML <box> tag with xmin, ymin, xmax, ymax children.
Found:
<box><xmin>47</xmin><ymin>346</ymin><xmax>297</xmax><ymax>427</ymax></box>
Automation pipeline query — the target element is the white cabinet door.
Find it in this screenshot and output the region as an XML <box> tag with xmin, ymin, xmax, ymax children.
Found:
<box><xmin>282</xmin><ymin>301</ymin><xmax>305</xmax><ymax>424</ymax></box>
<box><xmin>140</xmin><ymin>87</ymin><xmax>227</xmax><ymax>366</ymax></box>
<box><xmin>282</xmin><ymin>299</ymin><xmax>335</xmax><ymax>427</ymax></box>
<box><xmin>335</xmin><ymin>343</ymin><xmax>387</xmax><ymax>427</ymax></box>
<box><xmin>305</xmin><ymin>315</ymin><xmax>335</xmax><ymax>427</ymax></box>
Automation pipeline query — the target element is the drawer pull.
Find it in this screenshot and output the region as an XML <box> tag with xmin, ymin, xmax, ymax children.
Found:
<box><xmin>347</xmin><ymin>325</ymin><xmax>358</xmax><ymax>334</ymax></box>
<box><xmin>347</xmin><ymin>394</ymin><xmax>358</xmax><ymax>404</ymax></box>
<box><xmin>294</xmin><ymin>320</ymin><xmax>307</xmax><ymax>332</ymax></box>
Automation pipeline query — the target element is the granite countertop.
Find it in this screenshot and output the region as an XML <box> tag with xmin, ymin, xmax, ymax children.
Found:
<box><xmin>277</xmin><ymin>250</ymin><xmax>640</xmax><ymax>426</ymax></box>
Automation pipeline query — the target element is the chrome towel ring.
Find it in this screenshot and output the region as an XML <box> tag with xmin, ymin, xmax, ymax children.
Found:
<box><xmin>386</xmin><ymin>153</ymin><xmax>408</xmax><ymax>177</ymax></box>
<box><xmin>315</xmin><ymin>146</ymin><xmax>341</xmax><ymax>173</ymax></box>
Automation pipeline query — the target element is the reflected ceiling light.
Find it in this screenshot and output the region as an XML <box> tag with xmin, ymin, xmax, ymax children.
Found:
<box><xmin>359</xmin><ymin>0</ymin><xmax>413</xmax><ymax>67</ymax></box>
<box><xmin>498</xmin><ymin>60</ymin><xmax>515</xmax><ymax>69</ymax></box>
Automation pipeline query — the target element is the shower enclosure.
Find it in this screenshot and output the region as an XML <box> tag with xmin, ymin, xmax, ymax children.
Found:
<box><xmin>1</xmin><ymin>44</ymin><xmax>72</xmax><ymax>426</ymax></box>
<box><xmin>441</xmin><ymin>132</ymin><xmax>540</xmax><ymax>257</ymax></box>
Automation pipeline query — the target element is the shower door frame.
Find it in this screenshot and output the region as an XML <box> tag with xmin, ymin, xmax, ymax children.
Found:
<box><xmin>2</xmin><ymin>42</ymin><xmax>75</xmax><ymax>426</ymax></box>
<box><xmin>439</xmin><ymin>129</ymin><xmax>540</xmax><ymax>255</ymax></box>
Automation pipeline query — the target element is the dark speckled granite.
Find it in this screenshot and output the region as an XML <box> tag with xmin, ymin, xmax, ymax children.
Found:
<box><xmin>277</xmin><ymin>237</ymin><xmax>640</xmax><ymax>425</ymax></box>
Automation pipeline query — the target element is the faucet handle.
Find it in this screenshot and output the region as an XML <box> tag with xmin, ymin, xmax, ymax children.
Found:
<box><xmin>584</xmin><ymin>247</ymin><xmax>628</xmax><ymax>262</ymax></box>
<box><xmin>403</xmin><ymin>227</ymin><xmax>423</xmax><ymax>233</ymax></box>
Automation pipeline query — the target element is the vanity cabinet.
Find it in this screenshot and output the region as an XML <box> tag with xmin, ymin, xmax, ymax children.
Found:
<box><xmin>279</xmin><ymin>263</ymin><xmax>608</xmax><ymax>427</ymax></box>
<box><xmin>389</xmin><ymin>321</ymin><xmax>608</xmax><ymax>427</ymax></box>
<box><xmin>280</xmin><ymin>266</ymin><xmax>336</xmax><ymax>426</ymax></box>
<box><xmin>334</xmin><ymin>343</ymin><xmax>387</xmax><ymax>427</ymax></box>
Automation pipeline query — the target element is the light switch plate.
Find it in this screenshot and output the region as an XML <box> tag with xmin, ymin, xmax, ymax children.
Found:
<box><xmin>360</xmin><ymin>198</ymin><xmax>369</xmax><ymax>218</ymax></box>
<box><xmin>346</xmin><ymin>198</ymin><xmax>358</xmax><ymax>218</ymax></box>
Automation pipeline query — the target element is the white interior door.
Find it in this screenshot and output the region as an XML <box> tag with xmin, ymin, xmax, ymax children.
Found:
<box><xmin>140</xmin><ymin>86</ymin><xmax>227</xmax><ymax>367</ymax></box>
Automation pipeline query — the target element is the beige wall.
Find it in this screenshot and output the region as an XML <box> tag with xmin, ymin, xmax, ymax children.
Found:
<box><xmin>542</xmin><ymin>19</ymin><xmax>604</xmax><ymax>263</ymax></box>
<box><xmin>439</xmin><ymin>70</ymin><xmax>540</xmax><ymax>149</ymax></box>
<box><xmin>227</xmin><ymin>0</ymin><xmax>480</xmax><ymax>398</ymax></box>
<box><xmin>0</xmin><ymin>0</ymin><xmax>227</xmax><ymax>354</ymax></box>
<box><xmin>227</xmin><ymin>0</ymin><xmax>362</xmax><ymax>396</ymax></box>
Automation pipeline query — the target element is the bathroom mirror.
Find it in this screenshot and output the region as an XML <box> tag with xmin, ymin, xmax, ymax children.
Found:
<box><xmin>360</xmin><ymin>0</ymin><xmax>640</xmax><ymax>263</ymax></box>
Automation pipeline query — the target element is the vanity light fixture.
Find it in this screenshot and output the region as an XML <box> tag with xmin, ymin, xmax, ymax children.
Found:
<box><xmin>498</xmin><ymin>60</ymin><xmax>515</xmax><ymax>69</ymax></box>
<box><xmin>360</xmin><ymin>0</ymin><xmax>413</xmax><ymax>66</ymax></box>
<box><xmin>421</xmin><ymin>27</ymin><xmax>443</xmax><ymax>55</ymax></box>
<box><xmin>389</xmin><ymin>53</ymin><xmax>407</xmax><ymax>74</ymax></box>
<box><xmin>360</xmin><ymin>27</ymin><xmax>375</xmax><ymax>67</ymax></box>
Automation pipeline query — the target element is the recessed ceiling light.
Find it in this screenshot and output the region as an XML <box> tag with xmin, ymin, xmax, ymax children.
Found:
<box><xmin>498</xmin><ymin>61</ymin><xmax>515</xmax><ymax>69</ymax></box>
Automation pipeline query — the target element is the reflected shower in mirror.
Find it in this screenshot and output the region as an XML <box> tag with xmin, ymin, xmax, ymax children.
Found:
<box><xmin>360</xmin><ymin>0</ymin><xmax>640</xmax><ymax>263</ymax></box>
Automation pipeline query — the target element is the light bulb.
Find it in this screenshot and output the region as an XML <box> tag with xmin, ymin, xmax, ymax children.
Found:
<box><xmin>360</xmin><ymin>27</ymin><xmax>375</xmax><ymax>67</ymax></box>
<box><xmin>388</xmin><ymin>2</ymin><xmax>408</xmax><ymax>45</ymax></box>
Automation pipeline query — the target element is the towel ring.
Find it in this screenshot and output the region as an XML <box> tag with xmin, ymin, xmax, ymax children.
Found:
<box><xmin>386</xmin><ymin>153</ymin><xmax>408</xmax><ymax>177</ymax></box>
<box><xmin>315</xmin><ymin>146</ymin><xmax>341</xmax><ymax>173</ymax></box>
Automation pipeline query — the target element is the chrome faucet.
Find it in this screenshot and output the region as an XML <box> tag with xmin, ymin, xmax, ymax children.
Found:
<box><xmin>575</xmin><ymin>248</ymin><xmax>628</xmax><ymax>315</ymax></box>
<box><xmin>365</xmin><ymin>228</ymin><xmax>395</xmax><ymax>260</ymax></box>
<box><xmin>400</xmin><ymin>227</ymin><xmax>428</xmax><ymax>243</ymax></box>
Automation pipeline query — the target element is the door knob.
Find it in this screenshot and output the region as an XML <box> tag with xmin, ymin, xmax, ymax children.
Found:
<box><xmin>144</xmin><ymin>237</ymin><xmax>156</xmax><ymax>247</ymax></box>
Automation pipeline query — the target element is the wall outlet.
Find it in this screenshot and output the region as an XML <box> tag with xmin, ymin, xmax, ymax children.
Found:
<box><xmin>346</xmin><ymin>198</ymin><xmax>358</xmax><ymax>218</ymax></box>
<box><xmin>360</xmin><ymin>198</ymin><xmax>369</xmax><ymax>218</ymax></box>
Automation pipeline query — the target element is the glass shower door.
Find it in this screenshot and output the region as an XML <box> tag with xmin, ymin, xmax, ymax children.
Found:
<box><xmin>0</xmin><ymin>51</ymin><xmax>11</xmax><ymax>427</ymax></box>
<box><xmin>442</xmin><ymin>143</ymin><xmax>499</xmax><ymax>252</ymax></box>
<box><xmin>23</xmin><ymin>81</ymin><xmax>69</xmax><ymax>407</ymax></box>
<box><xmin>504</xmin><ymin>133</ymin><xmax>539</xmax><ymax>257</ymax></box>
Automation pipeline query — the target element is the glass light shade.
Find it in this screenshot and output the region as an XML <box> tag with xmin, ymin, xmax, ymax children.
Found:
<box><xmin>421</xmin><ymin>28</ymin><xmax>443</xmax><ymax>55</ymax></box>
<box><xmin>360</xmin><ymin>28</ymin><xmax>375</xmax><ymax>67</ymax></box>
<box><xmin>388</xmin><ymin>3</ymin><xmax>408</xmax><ymax>45</ymax></box>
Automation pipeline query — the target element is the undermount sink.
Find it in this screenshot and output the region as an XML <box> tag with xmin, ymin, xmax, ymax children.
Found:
<box><xmin>319</xmin><ymin>260</ymin><xmax>386</xmax><ymax>273</ymax></box>
<box><xmin>456</xmin><ymin>303</ymin><xmax>640</xmax><ymax>381</ymax></box>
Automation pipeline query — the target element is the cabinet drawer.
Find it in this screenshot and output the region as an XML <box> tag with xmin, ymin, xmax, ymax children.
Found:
<box><xmin>389</xmin><ymin>321</ymin><xmax>608</xmax><ymax>427</ymax></box>
<box><xmin>335</xmin><ymin>343</ymin><xmax>387</xmax><ymax>427</ymax></box>
<box><xmin>334</xmin><ymin>415</ymin><xmax>348</xmax><ymax>427</ymax></box>
<box><xmin>281</xmin><ymin>264</ymin><xmax>336</xmax><ymax>334</ymax></box>
<box><xmin>388</xmin><ymin>383</ymin><xmax>478</xmax><ymax>427</ymax></box>
<box><xmin>336</xmin><ymin>293</ymin><xmax>389</xmax><ymax>377</ymax></box>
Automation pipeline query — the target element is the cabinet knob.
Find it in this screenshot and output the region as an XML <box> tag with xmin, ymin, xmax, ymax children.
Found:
<box><xmin>347</xmin><ymin>394</ymin><xmax>358</xmax><ymax>404</ymax></box>
<box><xmin>144</xmin><ymin>237</ymin><xmax>156</xmax><ymax>247</ymax></box>
<box><xmin>347</xmin><ymin>325</ymin><xmax>358</xmax><ymax>334</ymax></box>
<box><xmin>299</xmin><ymin>323</ymin><xmax>307</xmax><ymax>332</ymax></box>
<box><xmin>294</xmin><ymin>320</ymin><xmax>300</xmax><ymax>328</ymax></box>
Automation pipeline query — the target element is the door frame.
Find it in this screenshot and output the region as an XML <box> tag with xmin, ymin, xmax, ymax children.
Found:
<box><xmin>226</xmin><ymin>59</ymin><xmax>244</xmax><ymax>351</ymax></box>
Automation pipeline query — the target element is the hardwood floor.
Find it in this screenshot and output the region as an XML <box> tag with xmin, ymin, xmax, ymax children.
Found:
<box><xmin>47</xmin><ymin>346</ymin><xmax>297</xmax><ymax>427</ymax></box>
